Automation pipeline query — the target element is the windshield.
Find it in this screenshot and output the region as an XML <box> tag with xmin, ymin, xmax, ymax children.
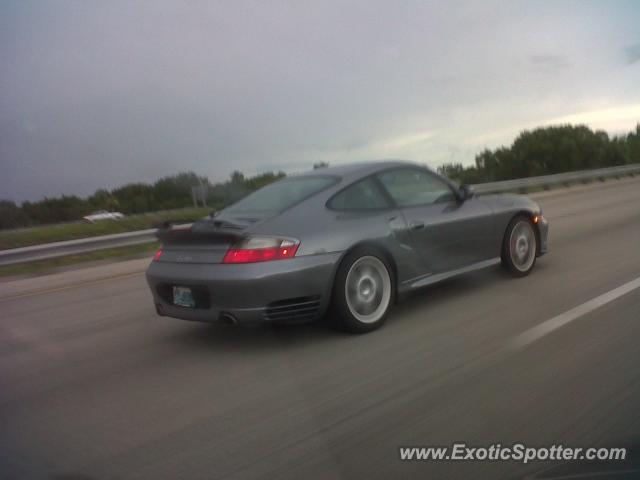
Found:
<box><xmin>223</xmin><ymin>176</ymin><xmax>337</xmax><ymax>214</ymax></box>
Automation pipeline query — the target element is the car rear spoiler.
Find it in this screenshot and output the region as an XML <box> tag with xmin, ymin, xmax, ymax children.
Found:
<box><xmin>155</xmin><ymin>221</ymin><xmax>243</xmax><ymax>246</ymax></box>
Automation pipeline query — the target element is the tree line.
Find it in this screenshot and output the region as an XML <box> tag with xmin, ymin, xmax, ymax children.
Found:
<box><xmin>1</xmin><ymin>123</ymin><xmax>639</xmax><ymax>230</ymax></box>
<box><xmin>0</xmin><ymin>170</ymin><xmax>285</xmax><ymax>230</ymax></box>
<box><xmin>438</xmin><ymin>124</ymin><xmax>640</xmax><ymax>185</ymax></box>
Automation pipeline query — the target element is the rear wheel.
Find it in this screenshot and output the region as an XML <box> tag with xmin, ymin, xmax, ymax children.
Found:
<box><xmin>331</xmin><ymin>248</ymin><xmax>394</xmax><ymax>333</ymax></box>
<box><xmin>501</xmin><ymin>215</ymin><xmax>537</xmax><ymax>276</ymax></box>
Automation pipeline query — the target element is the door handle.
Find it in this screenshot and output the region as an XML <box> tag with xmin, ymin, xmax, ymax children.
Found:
<box><xmin>409</xmin><ymin>221</ymin><xmax>425</xmax><ymax>230</ymax></box>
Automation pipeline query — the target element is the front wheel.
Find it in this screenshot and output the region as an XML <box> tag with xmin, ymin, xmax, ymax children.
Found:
<box><xmin>501</xmin><ymin>215</ymin><xmax>538</xmax><ymax>276</ymax></box>
<box><xmin>331</xmin><ymin>248</ymin><xmax>394</xmax><ymax>333</ymax></box>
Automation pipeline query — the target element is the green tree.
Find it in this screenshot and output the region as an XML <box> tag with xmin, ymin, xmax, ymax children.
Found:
<box><xmin>0</xmin><ymin>200</ymin><xmax>32</xmax><ymax>229</ymax></box>
<box><xmin>440</xmin><ymin>124</ymin><xmax>637</xmax><ymax>184</ymax></box>
<box><xmin>88</xmin><ymin>189</ymin><xmax>120</xmax><ymax>211</ymax></box>
<box><xmin>152</xmin><ymin>172</ymin><xmax>207</xmax><ymax>210</ymax></box>
<box><xmin>111</xmin><ymin>183</ymin><xmax>155</xmax><ymax>214</ymax></box>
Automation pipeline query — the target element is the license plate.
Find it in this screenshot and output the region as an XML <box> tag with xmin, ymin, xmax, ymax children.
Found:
<box><xmin>173</xmin><ymin>286</ymin><xmax>196</xmax><ymax>308</ymax></box>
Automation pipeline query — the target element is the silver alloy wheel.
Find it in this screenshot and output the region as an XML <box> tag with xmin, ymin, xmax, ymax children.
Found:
<box><xmin>509</xmin><ymin>220</ymin><xmax>536</xmax><ymax>272</ymax></box>
<box><xmin>344</xmin><ymin>255</ymin><xmax>391</xmax><ymax>324</ymax></box>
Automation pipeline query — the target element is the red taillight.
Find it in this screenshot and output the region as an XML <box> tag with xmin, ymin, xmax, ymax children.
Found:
<box><xmin>222</xmin><ymin>238</ymin><xmax>299</xmax><ymax>264</ymax></box>
<box><xmin>223</xmin><ymin>244</ymin><xmax>298</xmax><ymax>264</ymax></box>
<box><xmin>153</xmin><ymin>248</ymin><xmax>163</xmax><ymax>261</ymax></box>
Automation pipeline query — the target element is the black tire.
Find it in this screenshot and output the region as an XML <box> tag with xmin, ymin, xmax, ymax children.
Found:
<box><xmin>501</xmin><ymin>215</ymin><xmax>538</xmax><ymax>277</ymax></box>
<box><xmin>330</xmin><ymin>247</ymin><xmax>395</xmax><ymax>333</ymax></box>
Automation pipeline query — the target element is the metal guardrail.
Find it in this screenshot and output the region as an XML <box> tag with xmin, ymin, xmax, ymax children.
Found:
<box><xmin>0</xmin><ymin>229</ymin><xmax>157</xmax><ymax>267</ymax></box>
<box><xmin>472</xmin><ymin>164</ymin><xmax>640</xmax><ymax>194</ymax></box>
<box><xmin>1</xmin><ymin>164</ymin><xmax>638</xmax><ymax>267</ymax></box>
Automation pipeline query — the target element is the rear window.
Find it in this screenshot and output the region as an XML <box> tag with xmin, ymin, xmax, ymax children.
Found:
<box><xmin>224</xmin><ymin>176</ymin><xmax>337</xmax><ymax>214</ymax></box>
<box><xmin>328</xmin><ymin>177</ymin><xmax>391</xmax><ymax>210</ymax></box>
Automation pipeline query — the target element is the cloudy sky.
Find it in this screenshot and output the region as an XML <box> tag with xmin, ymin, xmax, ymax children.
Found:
<box><xmin>1</xmin><ymin>0</ymin><xmax>639</xmax><ymax>202</ymax></box>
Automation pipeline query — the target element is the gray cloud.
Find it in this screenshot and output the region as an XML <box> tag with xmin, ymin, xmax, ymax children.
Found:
<box><xmin>1</xmin><ymin>1</ymin><xmax>639</xmax><ymax>202</ymax></box>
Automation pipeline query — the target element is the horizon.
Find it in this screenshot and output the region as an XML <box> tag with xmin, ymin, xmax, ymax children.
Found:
<box><xmin>3</xmin><ymin>121</ymin><xmax>639</xmax><ymax>205</ymax></box>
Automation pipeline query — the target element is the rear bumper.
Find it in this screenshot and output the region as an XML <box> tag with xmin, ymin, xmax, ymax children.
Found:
<box><xmin>145</xmin><ymin>252</ymin><xmax>341</xmax><ymax>324</ymax></box>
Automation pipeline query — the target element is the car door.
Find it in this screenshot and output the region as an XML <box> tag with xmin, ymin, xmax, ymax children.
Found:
<box><xmin>376</xmin><ymin>167</ymin><xmax>496</xmax><ymax>274</ymax></box>
<box><xmin>327</xmin><ymin>176</ymin><xmax>429</xmax><ymax>283</ymax></box>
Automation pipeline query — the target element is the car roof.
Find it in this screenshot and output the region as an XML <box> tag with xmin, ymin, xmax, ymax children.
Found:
<box><xmin>293</xmin><ymin>160</ymin><xmax>430</xmax><ymax>182</ymax></box>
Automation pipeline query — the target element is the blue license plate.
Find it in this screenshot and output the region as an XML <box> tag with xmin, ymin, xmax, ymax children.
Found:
<box><xmin>173</xmin><ymin>286</ymin><xmax>196</xmax><ymax>308</ymax></box>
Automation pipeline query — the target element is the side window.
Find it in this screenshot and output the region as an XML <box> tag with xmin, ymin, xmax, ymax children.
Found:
<box><xmin>377</xmin><ymin>168</ymin><xmax>455</xmax><ymax>207</ymax></box>
<box><xmin>329</xmin><ymin>177</ymin><xmax>390</xmax><ymax>210</ymax></box>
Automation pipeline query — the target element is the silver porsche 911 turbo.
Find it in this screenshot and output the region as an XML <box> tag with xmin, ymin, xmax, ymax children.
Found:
<box><xmin>146</xmin><ymin>161</ymin><xmax>549</xmax><ymax>332</ymax></box>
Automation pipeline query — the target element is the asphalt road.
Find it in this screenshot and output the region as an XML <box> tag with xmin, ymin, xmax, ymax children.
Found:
<box><xmin>2</xmin><ymin>179</ymin><xmax>640</xmax><ymax>479</ymax></box>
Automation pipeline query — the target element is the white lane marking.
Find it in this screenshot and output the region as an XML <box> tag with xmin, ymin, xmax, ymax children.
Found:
<box><xmin>510</xmin><ymin>276</ymin><xmax>640</xmax><ymax>349</ymax></box>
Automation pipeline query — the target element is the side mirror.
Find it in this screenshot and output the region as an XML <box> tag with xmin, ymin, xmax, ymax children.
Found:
<box><xmin>458</xmin><ymin>184</ymin><xmax>475</xmax><ymax>201</ymax></box>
